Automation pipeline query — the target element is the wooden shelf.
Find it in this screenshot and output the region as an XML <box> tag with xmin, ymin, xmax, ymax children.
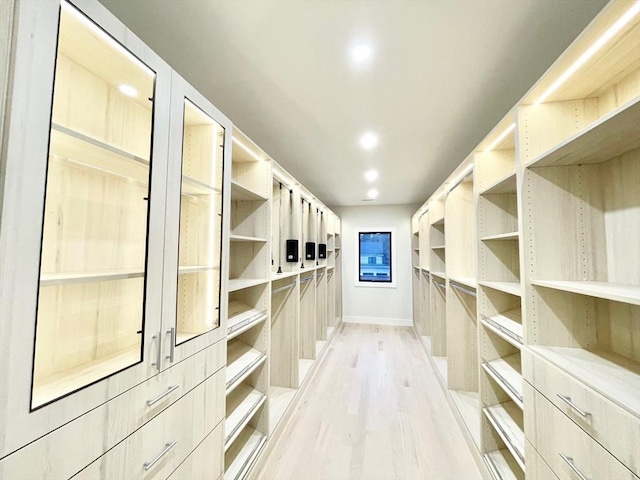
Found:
<box><xmin>230</xmin><ymin>234</ymin><xmax>268</xmax><ymax>243</ymax></box>
<box><xmin>49</xmin><ymin>124</ymin><xmax>149</xmax><ymax>183</ymax></box>
<box><xmin>482</xmin><ymin>354</ymin><xmax>523</xmax><ymax>409</ymax></box>
<box><xmin>40</xmin><ymin>269</ymin><xmax>144</xmax><ymax>287</ymax></box>
<box><xmin>450</xmin><ymin>390</ymin><xmax>481</xmax><ymax>447</ymax></box>
<box><xmin>224</xmin><ymin>425</ymin><xmax>266</xmax><ymax>480</ymax></box>
<box><xmin>231</xmin><ymin>180</ymin><xmax>268</xmax><ymax>202</ymax></box>
<box><xmin>481</xmin><ymin>232</ymin><xmax>519</xmax><ymax>242</ymax></box>
<box><xmin>178</xmin><ymin>265</ymin><xmax>219</xmax><ymax>275</ymax></box>
<box><xmin>271</xmin><ymin>270</ymin><xmax>299</xmax><ymax>281</ymax></box>
<box><xmin>32</xmin><ymin>345</ymin><xmax>140</xmax><ymax>408</ymax></box>
<box><xmin>481</xmin><ymin>310</ymin><xmax>523</xmax><ymax>347</ymax></box>
<box><xmin>484</xmin><ymin>449</ymin><xmax>524</xmax><ymax>480</ymax></box>
<box><xmin>431</xmin><ymin>271</ymin><xmax>446</xmax><ymax>281</ymax></box>
<box><xmin>227</xmin><ymin>301</ymin><xmax>268</xmax><ymax>339</ymax></box>
<box><xmin>449</xmin><ymin>276</ymin><xmax>477</xmax><ymax>290</ymax></box>
<box><xmin>225</xmin><ymin>384</ymin><xmax>267</xmax><ymax>450</ymax></box>
<box><xmin>479</xmin><ymin>281</ymin><xmax>521</xmax><ymax>297</ymax></box>
<box><xmin>526</xmin><ymin>96</ymin><xmax>640</xmax><ymax>168</ymax></box>
<box><xmin>530</xmin><ymin>346</ymin><xmax>640</xmax><ymax>418</ymax></box>
<box><xmin>431</xmin><ymin>216</ymin><xmax>445</xmax><ymax>226</ymax></box>
<box><xmin>182</xmin><ymin>175</ymin><xmax>220</xmax><ymax>196</ymax></box>
<box><xmin>228</xmin><ymin>278</ymin><xmax>269</xmax><ymax>292</ymax></box>
<box><xmin>483</xmin><ymin>401</ymin><xmax>525</xmax><ymax>471</ymax></box>
<box><xmin>431</xmin><ymin>245</ymin><xmax>445</xmax><ymax>250</ymax></box>
<box><xmin>480</xmin><ymin>171</ymin><xmax>517</xmax><ymax>195</ymax></box>
<box><xmin>531</xmin><ymin>279</ymin><xmax>640</xmax><ymax>306</ymax></box>
<box><xmin>269</xmin><ymin>386</ymin><xmax>297</xmax><ymax>434</ymax></box>
<box><xmin>226</xmin><ymin>340</ymin><xmax>267</xmax><ymax>393</ymax></box>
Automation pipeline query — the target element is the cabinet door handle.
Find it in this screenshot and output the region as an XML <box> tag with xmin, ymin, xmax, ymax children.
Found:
<box><xmin>144</xmin><ymin>440</ymin><xmax>177</xmax><ymax>471</ymax></box>
<box><xmin>152</xmin><ymin>333</ymin><xmax>162</xmax><ymax>371</ymax></box>
<box><xmin>166</xmin><ymin>327</ymin><xmax>175</xmax><ymax>363</ymax></box>
<box><xmin>557</xmin><ymin>394</ymin><xmax>591</xmax><ymax>417</ymax></box>
<box><xmin>559</xmin><ymin>453</ymin><xmax>589</xmax><ymax>480</ymax></box>
<box><xmin>146</xmin><ymin>385</ymin><xmax>180</xmax><ymax>407</ymax></box>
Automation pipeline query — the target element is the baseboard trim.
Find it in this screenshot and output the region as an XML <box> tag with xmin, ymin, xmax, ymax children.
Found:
<box><xmin>343</xmin><ymin>315</ymin><xmax>412</xmax><ymax>327</ymax></box>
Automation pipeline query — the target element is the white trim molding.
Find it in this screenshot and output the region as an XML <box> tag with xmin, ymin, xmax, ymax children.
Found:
<box><xmin>343</xmin><ymin>316</ymin><xmax>412</xmax><ymax>327</ymax></box>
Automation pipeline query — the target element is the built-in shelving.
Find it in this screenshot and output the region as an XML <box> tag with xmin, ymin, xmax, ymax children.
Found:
<box><xmin>224</xmin><ymin>426</ymin><xmax>267</xmax><ymax>480</ymax></box>
<box><xmin>479</xmin><ymin>281</ymin><xmax>521</xmax><ymax>297</ymax></box>
<box><xmin>230</xmin><ymin>235</ymin><xmax>268</xmax><ymax>243</ymax></box>
<box><xmin>484</xmin><ymin>449</ymin><xmax>524</xmax><ymax>480</ymax></box>
<box><xmin>482</xmin><ymin>354</ymin><xmax>523</xmax><ymax>409</ymax></box>
<box><xmin>229</xmin><ymin>278</ymin><xmax>270</xmax><ymax>292</ymax></box>
<box><xmin>483</xmin><ymin>402</ymin><xmax>525</xmax><ymax>471</ymax></box>
<box><xmin>39</xmin><ymin>269</ymin><xmax>145</xmax><ymax>287</ymax></box>
<box><xmin>480</xmin><ymin>310</ymin><xmax>523</xmax><ymax>347</ymax></box>
<box><xmin>531</xmin><ymin>279</ymin><xmax>639</xmax><ymax>306</ymax></box>
<box><xmin>227</xmin><ymin>301</ymin><xmax>268</xmax><ymax>339</ymax></box>
<box><xmin>225</xmin><ymin>384</ymin><xmax>267</xmax><ymax>449</ymax></box>
<box><xmin>226</xmin><ymin>340</ymin><xmax>267</xmax><ymax>393</ymax></box>
<box><xmin>231</xmin><ymin>180</ymin><xmax>268</xmax><ymax>202</ymax></box>
<box><xmin>480</xmin><ymin>172</ymin><xmax>517</xmax><ymax>196</ymax></box>
<box><xmin>481</xmin><ymin>232</ymin><xmax>519</xmax><ymax>242</ymax></box>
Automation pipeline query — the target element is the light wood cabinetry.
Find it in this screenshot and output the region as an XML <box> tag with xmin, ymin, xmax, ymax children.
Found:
<box><xmin>410</xmin><ymin>2</ymin><xmax>639</xmax><ymax>478</ymax></box>
<box><xmin>0</xmin><ymin>2</ymin><xmax>232</xmax><ymax>478</ymax></box>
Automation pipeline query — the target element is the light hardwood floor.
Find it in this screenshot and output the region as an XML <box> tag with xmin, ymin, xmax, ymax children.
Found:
<box><xmin>256</xmin><ymin>323</ymin><xmax>484</xmax><ymax>480</ymax></box>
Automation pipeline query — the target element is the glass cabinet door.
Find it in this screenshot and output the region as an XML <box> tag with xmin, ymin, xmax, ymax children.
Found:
<box><xmin>31</xmin><ymin>1</ymin><xmax>156</xmax><ymax>409</ymax></box>
<box><xmin>173</xmin><ymin>100</ymin><xmax>225</xmax><ymax>345</ymax></box>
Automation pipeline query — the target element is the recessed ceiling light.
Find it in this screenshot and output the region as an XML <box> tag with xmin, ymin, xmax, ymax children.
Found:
<box><xmin>352</xmin><ymin>44</ymin><xmax>372</xmax><ymax>62</ymax></box>
<box><xmin>364</xmin><ymin>169</ymin><xmax>378</xmax><ymax>182</ymax></box>
<box><xmin>367</xmin><ymin>189</ymin><xmax>379</xmax><ymax>199</ymax></box>
<box><xmin>360</xmin><ymin>132</ymin><xmax>378</xmax><ymax>150</ymax></box>
<box><xmin>119</xmin><ymin>84</ymin><xmax>138</xmax><ymax>98</ymax></box>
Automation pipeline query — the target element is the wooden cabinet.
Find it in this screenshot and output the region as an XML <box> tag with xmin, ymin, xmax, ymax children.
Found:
<box><xmin>0</xmin><ymin>0</ymin><xmax>170</xmax><ymax>458</ymax></box>
<box><xmin>0</xmin><ymin>1</ymin><xmax>231</xmax><ymax>477</ymax></box>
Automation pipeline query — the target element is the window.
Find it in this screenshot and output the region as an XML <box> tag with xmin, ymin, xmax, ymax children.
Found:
<box><xmin>358</xmin><ymin>231</ymin><xmax>392</xmax><ymax>283</ymax></box>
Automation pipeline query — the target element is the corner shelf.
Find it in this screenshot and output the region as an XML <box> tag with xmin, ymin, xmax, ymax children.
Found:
<box><xmin>483</xmin><ymin>401</ymin><xmax>525</xmax><ymax>472</ymax></box>
<box><xmin>531</xmin><ymin>279</ymin><xmax>640</xmax><ymax>306</ymax></box>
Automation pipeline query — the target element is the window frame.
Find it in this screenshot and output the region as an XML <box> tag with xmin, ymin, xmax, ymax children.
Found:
<box><xmin>354</xmin><ymin>228</ymin><xmax>397</xmax><ymax>289</ymax></box>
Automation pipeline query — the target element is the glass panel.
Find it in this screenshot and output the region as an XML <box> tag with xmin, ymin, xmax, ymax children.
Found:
<box><xmin>176</xmin><ymin>100</ymin><xmax>224</xmax><ymax>344</ymax></box>
<box><xmin>359</xmin><ymin>232</ymin><xmax>392</xmax><ymax>282</ymax></box>
<box><xmin>32</xmin><ymin>2</ymin><xmax>155</xmax><ymax>409</ymax></box>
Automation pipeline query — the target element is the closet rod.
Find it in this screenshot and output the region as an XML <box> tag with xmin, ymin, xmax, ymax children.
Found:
<box><xmin>450</xmin><ymin>283</ymin><xmax>476</xmax><ymax>297</ymax></box>
<box><xmin>299</xmin><ymin>276</ymin><xmax>313</xmax><ymax>284</ymax></box>
<box><xmin>272</xmin><ymin>281</ymin><xmax>296</xmax><ymax>294</ymax></box>
<box><xmin>433</xmin><ymin>280</ymin><xmax>446</xmax><ymax>289</ymax></box>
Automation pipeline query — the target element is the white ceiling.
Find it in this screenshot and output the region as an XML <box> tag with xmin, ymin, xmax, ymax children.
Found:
<box><xmin>98</xmin><ymin>0</ymin><xmax>608</xmax><ymax>207</ymax></box>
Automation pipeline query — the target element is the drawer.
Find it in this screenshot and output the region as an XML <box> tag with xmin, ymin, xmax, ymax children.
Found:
<box><xmin>74</xmin><ymin>367</ymin><xmax>225</xmax><ymax>479</ymax></box>
<box><xmin>525</xmin><ymin>440</ymin><xmax>559</xmax><ymax>480</ymax></box>
<box><xmin>0</xmin><ymin>341</ymin><xmax>225</xmax><ymax>479</ymax></box>
<box><xmin>168</xmin><ymin>421</ymin><xmax>224</xmax><ymax>480</ymax></box>
<box><xmin>524</xmin><ymin>383</ymin><xmax>638</xmax><ymax>480</ymax></box>
<box><xmin>523</xmin><ymin>349</ymin><xmax>640</xmax><ymax>475</ymax></box>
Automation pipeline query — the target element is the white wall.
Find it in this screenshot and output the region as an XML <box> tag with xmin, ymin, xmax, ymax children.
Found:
<box><xmin>332</xmin><ymin>204</ymin><xmax>419</xmax><ymax>326</ymax></box>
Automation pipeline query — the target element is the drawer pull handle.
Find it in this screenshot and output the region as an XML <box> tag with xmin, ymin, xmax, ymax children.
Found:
<box><xmin>557</xmin><ymin>394</ymin><xmax>591</xmax><ymax>417</ymax></box>
<box><xmin>559</xmin><ymin>453</ymin><xmax>589</xmax><ymax>480</ymax></box>
<box><xmin>147</xmin><ymin>385</ymin><xmax>180</xmax><ymax>406</ymax></box>
<box><xmin>144</xmin><ymin>440</ymin><xmax>177</xmax><ymax>471</ymax></box>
